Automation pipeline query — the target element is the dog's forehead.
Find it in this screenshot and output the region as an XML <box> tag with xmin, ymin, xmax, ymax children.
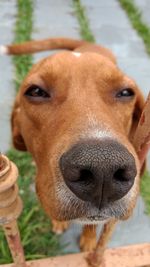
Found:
<box><xmin>23</xmin><ymin>51</ymin><xmax>136</xmax><ymax>91</ymax></box>
<box><xmin>39</xmin><ymin>51</ymin><xmax>121</xmax><ymax>77</ymax></box>
<box><xmin>50</xmin><ymin>51</ymin><xmax>115</xmax><ymax>65</ymax></box>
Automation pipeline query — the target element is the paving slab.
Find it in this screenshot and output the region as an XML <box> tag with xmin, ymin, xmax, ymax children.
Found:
<box><xmin>81</xmin><ymin>0</ymin><xmax>149</xmax><ymax>99</ymax></box>
<box><xmin>0</xmin><ymin>0</ymin><xmax>16</xmax><ymax>153</ymax></box>
<box><xmin>32</xmin><ymin>0</ymin><xmax>80</xmax><ymax>62</ymax></box>
<box><xmin>134</xmin><ymin>0</ymin><xmax>150</xmax><ymax>26</ymax></box>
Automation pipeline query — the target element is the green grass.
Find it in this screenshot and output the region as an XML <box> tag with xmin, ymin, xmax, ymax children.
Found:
<box><xmin>0</xmin><ymin>0</ymin><xmax>61</xmax><ymax>264</ymax></box>
<box><xmin>141</xmin><ymin>171</ymin><xmax>150</xmax><ymax>215</ymax></box>
<box><xmin>73</xmin><ymin>0</ymin><xmax>95</xmax><ymax>42</ymax></box>
<box><xmin>118</xmin><ymin>0</ymin><xmax>150</xmax><ymax>55</ymax></box>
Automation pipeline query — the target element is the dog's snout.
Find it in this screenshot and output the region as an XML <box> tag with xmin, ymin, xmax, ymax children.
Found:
<box><xmin>60</xmin><ymin>139</ymin><xmax>137</xmax><ymax>208</ymax></box>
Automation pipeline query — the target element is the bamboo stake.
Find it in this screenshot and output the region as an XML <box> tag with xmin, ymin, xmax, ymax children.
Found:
<box><xmin>0</xmin><ymin>154</ymin><xmax>28</xmax><ymax>267</ymax></box>
<box><xmin>87</xmin><ymin>92</ymin><xmax>150</xmax><ymax>267</ymax></box>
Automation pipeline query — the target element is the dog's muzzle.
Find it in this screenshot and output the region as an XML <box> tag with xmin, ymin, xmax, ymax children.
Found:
<box><xmin>60</xmin><ymin>139</ymin><xmax>137</xmax><ymax>209</ymax></box>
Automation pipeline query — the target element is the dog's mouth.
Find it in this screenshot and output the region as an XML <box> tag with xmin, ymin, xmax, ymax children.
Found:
<box><xmin>54</xmin><ymin>173</ymin><xmax>138</xmax><ymax>222</ymax></box>
<box><xmin>76</xmin><ymin>215</ymin><xmax>110</xmax><ymax>224</ymax></box>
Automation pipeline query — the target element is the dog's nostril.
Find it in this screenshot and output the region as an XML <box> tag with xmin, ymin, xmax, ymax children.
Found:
<box><xmin>78</xmin><ymin>169</ymin><xmax>94</xmax><ymax>184</ymax></box>
<box><xmin>113</xmin><ymin>168</ymin><xmax>129</xmax><ymax>182</ymax></box>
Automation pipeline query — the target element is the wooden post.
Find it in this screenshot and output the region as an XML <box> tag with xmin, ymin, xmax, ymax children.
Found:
<box><xmin>0</xmin><ymin>154</ymin><xmax>28</xmax><ymax>267</ymax></box>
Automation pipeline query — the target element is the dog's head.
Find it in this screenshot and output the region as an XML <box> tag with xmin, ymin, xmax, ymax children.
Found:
<box><xmin>11</xmin><ymin>51</ymin><xmax>144</xmax><ymax>223</ymax></box>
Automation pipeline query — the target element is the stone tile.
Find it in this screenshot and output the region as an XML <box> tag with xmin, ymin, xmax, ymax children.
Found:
<box><xmin>83</xmin><ymin>5</ymin><xmax>132</xmax><ymax>28</ymax></box>
<box><xmin>118</xmin><ymin>57</ymin><xmax>150</xmax><ymax>98</ymax></box>
<box><xmin>81</xmin><ymin>0</ymin><xmax>150</xmax><ymax>99</ymax></box>
<box><xmin>32</xmin><ymin>0</ymin><xmax>80</xmax><ymax>62</ymax></box>
<box><xmin>92</xmin><ymin>26</ymin><xmax>146</xmax><ymax>58</ymax></box>
<box><xmin>134</xmin><ymin>0</ymin><xmax>150</xmax><ymax>26</ymax></box>
<box><xmin>82</xmin><ymin>0</ymin><xmax>119</xmax><ymax>7</ymax></box>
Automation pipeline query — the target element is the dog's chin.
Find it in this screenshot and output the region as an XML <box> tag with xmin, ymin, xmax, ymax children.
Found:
<box><xmin>74</xmin><ymin>216</ymin><xmax>109</xmax><ymax>225</ymax></box>
<box><xmin>54</xmin><ymin>177</ymin><xmax>138</xmax><ymax>222</ymax></box>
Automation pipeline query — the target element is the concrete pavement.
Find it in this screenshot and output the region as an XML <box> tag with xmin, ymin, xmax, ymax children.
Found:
<box><xmin>134</xmin><ymin>0</ymin><xmax>150</xmax><ymax>26</ymax></box>
<box><xmin>81</xmin><ymin>0</ymin><xmax>149</xmax><ymax>99</ymax></box>
<box><xmin>32</xmin><ymin>0</ymin><xmax>80</xmax><ymax>62</ymax></box>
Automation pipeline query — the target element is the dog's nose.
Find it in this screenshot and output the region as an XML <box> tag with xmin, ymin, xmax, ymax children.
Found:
<box><xmin>60</xmin><ymin>139</ymin><xmax>137</xmax><ymax>208</ymax></box>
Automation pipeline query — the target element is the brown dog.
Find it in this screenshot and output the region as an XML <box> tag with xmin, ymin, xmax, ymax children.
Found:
<box><xmin>0</xmin><ymin>38</ymin><xmax>145</xmax><ymax>252</ymax></box>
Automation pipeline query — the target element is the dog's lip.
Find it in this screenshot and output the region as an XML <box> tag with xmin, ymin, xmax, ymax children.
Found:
<box><xmin>74</xmin><ymin>215</ymin><xmax>110</xmax><ymax>225</ymax></box>
<box><xmin>86</xmin><ymin>215</ymin><xmax>107</xmax><ymax>220</ymax></box>
<box><xmin>80</xmin><ymin>214</ymin><xmax>110</xmax><ymax>222</ymax></box>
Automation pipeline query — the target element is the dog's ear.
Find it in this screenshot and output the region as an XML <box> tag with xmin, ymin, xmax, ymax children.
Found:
<box><xmin>130</xmin><ymin>90</ymin><xmax>145</xmax><ymax>140</ymax></box>
<box><xmin>129</xmin><ymin>90</ymin><xmax>146</xmax><ymax>175</ymax></box>
<box><xmin>11</xmin><ymin>99</ymin><xmax>27</xmax><ymax>151</ymax></box>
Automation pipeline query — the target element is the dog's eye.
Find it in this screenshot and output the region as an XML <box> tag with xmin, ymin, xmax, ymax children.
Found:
<box><xmin>116</xmin><ymin>88</ymin><xmax>135</xmax><ymax>99</ymax></box>
<box><xmin>25</xmin><ymin>85</ymin><xmax>50</xmax><ymax>99</ymax></box>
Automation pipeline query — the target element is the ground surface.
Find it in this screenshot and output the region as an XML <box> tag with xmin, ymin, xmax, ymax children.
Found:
<box><xmin>134</xmin><ymin>0</ymin><xmax>150</xmax><ymax>26</ymax></box>
<box><xmin>0</xmin><ymin>0</ymin><xmax>150</xmax><ymax>255</ymax></box>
